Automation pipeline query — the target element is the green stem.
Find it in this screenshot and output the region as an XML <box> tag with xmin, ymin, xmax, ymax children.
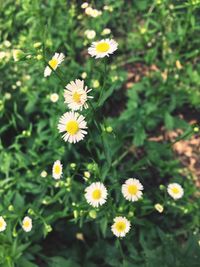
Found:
<box><xmin>112</xmin><ymin>150</ymin><xmax>130</xmax><ymax>167</ymax></box>
<box><xmin>116</xmin><ymin>239</ymin><xmax>125</xmax><ymax>259</ymax></box>
<box><xmin>169</xmin><ymin>129</ymin><xmax>193</xmax><ymax>147</ymax></box>
<box><xmin>88</xmin><ymin>100</ymin><xmax>110</xmax><ymax>164</ymax></box>
<box><xmin>98</xmin><ymin>58</ymin><xmax>108</xmax><ymax>106</ymax></box>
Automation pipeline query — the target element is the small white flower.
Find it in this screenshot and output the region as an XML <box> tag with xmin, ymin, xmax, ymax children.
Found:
<box><xmin>81</xmin><ymin>72</ymin><xmax>87</xmax><ymax>79</ymax></box>
<box><xmin>85</xmin><ymin>7</ymin><xmax>102</xmax><ymax>17</ymax></box>
<box><xmin>5</xmin><ymin>93</ymin><xmax>11</xmax><ymax>100</ymax></box>
<box><xmin>122</xmin><ymin>178</ymin><xmax>143</xmax><ymax>202</ymax></box>
<box><xmin>50</xmin><ymin>93</ymin><xmax>59</xmax><ymax>103</ymax></box>
<box><xmin>16</xmin><ymin>81</ymin><xmax>21</xmax><ymax>87</ymax></box>
<box><xmin>58</xmin><ymin>111</ymin><xmax>87</xmax><ymax>143</ymax></box>
<box><xmin>88</xmin><ymin>39</ymin><xmax>118</xmax><ymax>59</ymax></box>
<box><xmin>64</xmin><ymin>79</ymin><xmax>92</xmax><ymax>111</ymax></box>
<box><xmin>40</xmin><ymin>170</ymin><xmax>47</xmax><ymax>178</ymax></box>
<box><xmin>0</xmin><ymin>216</ymin><xmax>7</xmax><ymax>232</ymax></box>
<box><xmin>85</xmin><ymin>7</ymin><xmax>93</xmax><ymax>16</ymax></box>
<box><xmin>103</xmin><ymin>5</ymin><xmax>113</xmax><ymax>12</ymax></box>
<box><xmin>0</xmin><ymin>52</ymin><xmax>6</xmax><ymax>60</ymax></box>
<box><xmin>111</xmin><ymin>216</ymin><xmax>131</xmax><ymax>238</ymax></box>
<box><xmin>84</xmin><ymin>30</ymin><xmax>96</xmax><ymax>40</ymax></box>
<box><xmin>167</xmin><ymin>183</ymin><xmax>184</xmax><ymax>200</ymax></box>
<box><xmin>4</xmin><ymin>40</ymin><xmax>11</xmax><ymax>47</ymax></box>
<box><xmin>154</xmin><ymin>203</ymin><xmax>164</xmax><ymax>213</ymax></box>
<box><xmin>81</xmin><ymin>2</ymin><xmax>89</xmax><ymax>9</ymax></box>
<box><xmin>22</xmin><ymin>216</ymin><xmax>32</xmax><ymax>232</ymax></box>
<box><xmin>85</xmin><ymin>182</ymin><xmax>107</xmax><ymax>207</ymax></box>
<box><xmin>52</xmin><ymin>160</ymin><xmax>63</xmax><ymax>180</ymax></box>
<box><xmin>101</xmin><ymin>28</ymin><xmax>111</xmax><ymax>36</ymax></box>
<box><xmin>44</xmin><ymin>53</ymin><xmax>65</xmax><ymax>77</ymax></box>
<box><xmin>91</xmin><ymin>9</ymin><xmax>102</xmax><ymax>17</ymax></box>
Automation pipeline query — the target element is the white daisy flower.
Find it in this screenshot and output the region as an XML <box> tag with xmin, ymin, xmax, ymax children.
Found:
<box><xmin>52</xmin><ymin>160</ymin><xmax>63</xmax><ymax>180</ymax></box>
<box><xmin>57</xmin><ymin>111</ymin><xmax>87</xmax><ymax>143</ymax></box>
<box><xmin>88</xmin><ymin>39</ymin><xmax>118</xmax><ymax>59</ymax></box>
<box><xmin>85</xmin><ymin>182</ymin><xmax>107</xmax><ymax>207</ymax></box>
<box><xmin>64</xmin><ymin>79</ymin><xmax>92</xmax><ymax>111</ymax></box>
<box><xmin>44</xmin><ymin>53</ymin><xmax>65</xmax><ymax>77</ymax></box>
<box><xmin>122</xmin><ymin>178</ymin><xmax>143</xmax><ymax>202</ymax></box>
<box><xmin>111</xmin><ymin>216</ymin><xmax>131</xmax><ymax>238</ymax></box>
<box><xmin>0</xmin><ymin>216</ymin><xmax>7</xmax><ymax>232</ymax></box>
<box><xmin>22</xmin><ymin>216</ymin><xmax>32</xmax><ymax>232</ymax></box>
<box><xmin>167</xmin><ymin>183</ymin><xmax>184</xmax><ymax>200</ymax></box>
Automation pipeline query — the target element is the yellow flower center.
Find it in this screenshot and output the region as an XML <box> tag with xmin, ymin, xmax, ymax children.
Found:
<box><xmin>115</xmin><ymin>221</ymin><xmax>126</xmax><ymax>232</ymax></box>
<box><xmin>92</xmin><ymin>189</ymin><xmax>102</xmax><ymax>200</ymax></box>
<box><xmin>127</xmin><ymin>184</ymin><xmax>138</xmax><ymax>195</ymax></box>
<box><xmin>54</xmin><ymin>165</ymin><xmax>61</xmax><ymax>175</ymax></box>
<box><xmin>73</xmin><ymin>91</ymin><xmax>81</xmax><ymax>103</ymax></box>
<box><xmin>49</xmin><ymin>58</ymin><xmax>58</xmax><ymax>69</ymax></box>
<box><xmin>23</xmin><ymin>221</ymin><xmax>30</xmax><ymax>228</ymax></box>
<box><xmin>0</xmin><ymin>221</ymin><xmax>3</xmax><ymax>228</ymax></box>
<box><xmin>66</xmin><ymin>120</ymin><xmax>79</xmax><ymax>135</ymax></box>
<box><xmin>96</xmin><ymin>42</ymin><xmax>110</xmax><ymax>53</ymax></box>
<box><xmin>172</xmin><ymin>187</ymin><xmax>180</xmax><ymax>194</ymax></box>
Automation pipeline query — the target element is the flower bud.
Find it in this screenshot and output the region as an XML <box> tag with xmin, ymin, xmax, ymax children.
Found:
<box><xmin>13</xmin><ymin>49</ymin><xmax>24</xmax><ymax>61</ymax></box>
<box><xmin>154</xmin><ymin>203</ymin><xmax>164</xmax><ymax>213</ymax></box>
<box><xmin>89</xmin><ymin>210</ymin><xmax>97</xmax><ymax>219</ymax></box>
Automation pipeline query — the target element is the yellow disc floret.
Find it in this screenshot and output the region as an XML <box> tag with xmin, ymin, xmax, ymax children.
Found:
<box><xmin>54</xmin><ymin>165</ymin><xmax>61</xmax><ymax>175</ymax></box>
<box><xmin>23</xmin><ymin>220</ymin><xmax>30</xmax><ymax>228</ymax></box>
<box><xmin>92</xmin><ymin>189</ymin><xmax>102</xmax><ymax>200</ymax></box>
<box><xmin>171</xmin><ymin>187</ymin><xmax>180</xmax><ymax>194</ymax></box>
<box><xmin>73</xmin><ymin>92</ymin><xmax>81</xmax><ymax>103</ymax></box>
<box><xmin>96</xmin><ymin>42</ymin><xmax>110</xmax><ymax>53</ymax></box>
<box><xmin>49</xmin><ymin>58</ymin><xmax>58</xmax><ymax>69</ymax></box>
<box><xmin>66</xmin><ymin>121</ymin><xmax>79</xmax><ymax>135</ymax></box>
<box><xmin>127</xmin><ymin>185</ymin><xmax>138</xmax><ymax>195</ymax></box>
<box><xmin>115</xmin><ymin>221</ymin><xmax>126</xmax><ymax>232</ymax></box>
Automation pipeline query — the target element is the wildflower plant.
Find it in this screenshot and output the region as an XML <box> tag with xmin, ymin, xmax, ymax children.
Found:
<box><xmin>0</xmin><ymin>0</ymin><xmax>200</xmax><ymax>266</ymax></box>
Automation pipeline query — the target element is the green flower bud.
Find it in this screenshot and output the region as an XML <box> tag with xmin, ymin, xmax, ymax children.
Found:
<box><xmin>28</xmin><ymin>208</ymin><xmax>35</xmax><ymax>215</ymax></box>
<box><xmin>106</xmin><ymin>126</ymin><xmax>113</xmax><ymax>133</ymax></box>
<box><xmin>33</xmin><ymin>42</ymin><xmax>42</xmax><ymax>48</ymax></box>
<box><xmin>89</xmin><ymin>210</ymin><xmax>97</xmax><ymax>219</ymax></box>
<box><xmin>8</xmin><ymin>205</ymin><xmax>14</xmax><ymax>211</ymax></box>
<box><xmin>36</xmin><ymin>54</ymin><xmax>42</xmax><ymax>60</ymax></box>
<box><xmin>70</xmin><ymin>163</ymin><xmax>76</xmax><ymax>169</ymax></box>
<box><xmin>128</xmin><ymin>211</ymin><xmax>134</xmax><ymax>217</ymax></box>
<box><xmin>73</xmin><ymin>210</ymin><xmax>79</xmax><ymax>219</ymax></box>
<box><xmin>45</xmin><ymin>224</ymin><xmax>52</xmax><ymax>233</ymax></box>
<box><xmin>159</xmin><ymin>184</ymin><xmax>165</xmax><ymax>190</ymax></box>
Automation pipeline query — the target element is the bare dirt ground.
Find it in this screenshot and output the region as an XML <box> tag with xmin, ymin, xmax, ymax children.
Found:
<box><xmin>125</xmin><ymin>63</ymin><xmax>200</xmax><ymax>184</ymax></box>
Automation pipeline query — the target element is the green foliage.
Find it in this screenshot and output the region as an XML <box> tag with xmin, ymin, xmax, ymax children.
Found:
<box><xmin>0</xmin><ymin>0</ymin><xmax>200</xmax><ymax>266</ymax></box>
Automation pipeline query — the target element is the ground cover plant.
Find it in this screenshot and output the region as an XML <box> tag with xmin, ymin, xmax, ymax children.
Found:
<box><xmin>0</xmin><ymin>0</ymin><xmax>200</xmax><ymax>266</ymax></box>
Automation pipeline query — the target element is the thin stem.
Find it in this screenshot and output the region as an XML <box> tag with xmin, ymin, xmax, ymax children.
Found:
<box><xmin>169</xmin><ymin>129</ymin><xmax>193</xmax><ymax>148</ymax></box>
<box><xmin>98</xmin><ymin>58</ymin><xmax>108</xmax><ymax>106</ymax></box>
<box><xmin>112</xmin><ymin>150</ymin><xmax>130</xmax><ymax>167</ymax></box>
<box><xmin>88</xmin><ymin>100</ymin><xmax>111</xmax><ymax>165</ymax></box>
<box><xmin>116</xmin><ymin>239</ymin><xmax>125</xmax><ymax>259</ymax></box>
